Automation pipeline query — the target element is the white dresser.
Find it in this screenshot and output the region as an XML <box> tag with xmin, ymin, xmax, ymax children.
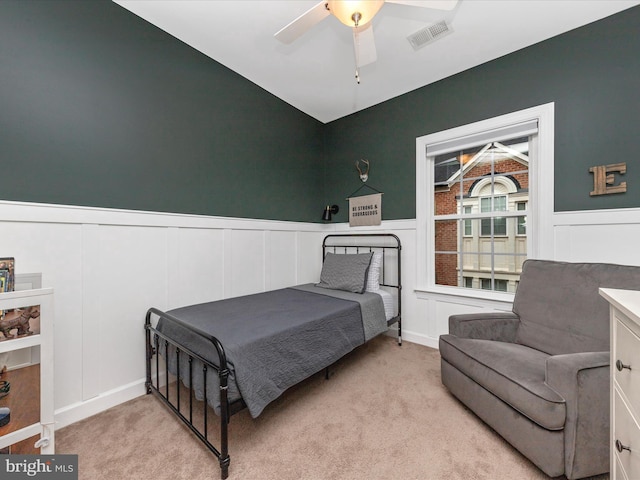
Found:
<box><xmin>600</xmin><ymin>288</ymin><xmax>640</xmax><ymax>480</ymax></box>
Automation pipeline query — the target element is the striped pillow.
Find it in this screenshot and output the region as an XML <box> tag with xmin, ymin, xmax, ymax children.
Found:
<box><xmin>366</xmin><ymin>251</ymin><xmax>382</xmax><ymax>292</ymax></box>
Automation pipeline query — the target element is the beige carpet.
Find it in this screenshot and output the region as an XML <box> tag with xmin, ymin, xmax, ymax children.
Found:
<box><xmin>56</xmin><ymin>336</ymin><xmax>608</xmax><ymax>480</ymax></box>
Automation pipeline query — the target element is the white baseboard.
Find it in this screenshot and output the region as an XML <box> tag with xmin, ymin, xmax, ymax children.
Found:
<box><xmin>402</xmin><ymin>330</ymin><xmax>439</xmax><ymax>350</ymax></box>
<box><xmin>54</xmin><ymin>379</ymin><xmax>147</xmax><ymax>430</ymax></box>
<box><xmin>385</xmin><ymin>327</ymin><xmax>439</xmax><ymax>350</ymax></box>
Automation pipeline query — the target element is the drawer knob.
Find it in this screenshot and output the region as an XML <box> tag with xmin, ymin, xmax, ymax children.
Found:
<box><xmin>616</xmin><ymin>439</ymin><xmax>631</xmax><ymax>453</ymax></box>
<box><xmin>616</xmin><ymin>359</ymin><xmax>632</xmax><ymax>372</ymax></box>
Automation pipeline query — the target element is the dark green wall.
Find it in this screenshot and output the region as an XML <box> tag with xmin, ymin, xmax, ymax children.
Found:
<box><xmin>324</xmin><ymin>5</ymin><xmax>640</xmax><ymax>222</ymax></box>
<box><xmin>0</xmin><ymin>0</ymin><xmax>324</xmax><ymax>222</ymax></box>
<box><xmin>2</xmin><ymin>2</ymin><xmax>639</xmax><ymax>224</ymax></box>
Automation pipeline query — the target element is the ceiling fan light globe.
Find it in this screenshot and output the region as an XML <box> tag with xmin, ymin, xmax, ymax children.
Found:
<box><xmin>327</xmin><ymin>0</ymin><xmax>384</xmax><ymax>27</ymax></box>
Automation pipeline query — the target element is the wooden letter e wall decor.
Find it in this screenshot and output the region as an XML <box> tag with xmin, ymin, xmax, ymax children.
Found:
<box><xmin>590</xmin><ymin>162</ymin><xmax>627</xmax><ymax>196</ymax></box>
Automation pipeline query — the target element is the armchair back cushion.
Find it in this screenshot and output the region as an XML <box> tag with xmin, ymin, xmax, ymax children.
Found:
<box><xmin>514</xmin><ymin>260</ymin><xmax>640</xmax><ymax>355</ymax></box>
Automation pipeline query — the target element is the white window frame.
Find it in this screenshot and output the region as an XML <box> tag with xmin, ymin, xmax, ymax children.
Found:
<box><xmin>415</xmin><ymin>103</ymin><xmax>554</xmax><ymax>303</ymax></box>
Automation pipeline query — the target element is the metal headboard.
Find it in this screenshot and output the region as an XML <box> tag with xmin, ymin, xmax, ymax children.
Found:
<box><xmin>322</xmin><ymin>233</ymin><xmax>402</xmax><ymax>345</ymax></box>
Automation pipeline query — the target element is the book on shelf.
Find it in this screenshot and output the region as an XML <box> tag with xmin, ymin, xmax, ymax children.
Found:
<box><xmin>0</xmin><ymin>258</ymin><xmax>15</xmax><ymax>293</ymax></box>
<box><xmin>0</xmin><ymin>257</ymin><xmax>15</xmax><ymax>320</ymax></box>
<box><xmin>0</xmin><ymin>270</ymin><xmax>8</xmax><ymax>295</ymax></box>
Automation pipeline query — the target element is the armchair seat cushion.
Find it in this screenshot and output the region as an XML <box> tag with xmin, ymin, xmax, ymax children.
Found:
<box><xmin>440</xmin><ymin>334</ymin><xmax>566</xmax><ymax>430</ymax></box>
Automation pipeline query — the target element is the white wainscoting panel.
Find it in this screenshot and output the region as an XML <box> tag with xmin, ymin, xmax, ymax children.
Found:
<box><xmin>0</xmin><ymin>220</ymin><xmax>84</xmax><ymax>409</ymax></box>
<box><xmin>1</xmin><ymin>200</ymin><xmax>636</xmax><ymax>429</ymax></box>
<box><xmin>94</xmin><ymin>225</ymin><xmax>168</xmax><ymax>395</ymax></box>
<box><xmin>554</xmin><ymin>208</ymin><xmax>640</xmax><ymax>265</ymax></box>
<box><xmin>168</xmin><ymin>227</ymin><xmax>225</xmax><ymax>309</ymax></box>
<box><xmin>297</xmin><ymin>231</ymin><xmax>326</xmax><ymax>284</ymax></box>
<box><xmin>266</xmin><ymin>230</ymin><xmax>298</xmax><ymax>291</ymax></box>
<box><xmin>226</xmin><ymin>229</ymin><xmax>266</xmax><ymax>298</ymax></box>
<box><xmin>81</xmin><ymin>223</ymin><xmax>102</xmax><ymax>401</ymax></box>
<box><xmin>0</xmin><ymin>201</ymin><xmax>330</xmax><ymax>429</ymax></box>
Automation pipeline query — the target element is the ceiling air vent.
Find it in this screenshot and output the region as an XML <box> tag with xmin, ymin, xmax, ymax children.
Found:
<box><xmin>407</xmin><ymin>20</ymin><xmax>453</xmax><ymax>51</ymax></box>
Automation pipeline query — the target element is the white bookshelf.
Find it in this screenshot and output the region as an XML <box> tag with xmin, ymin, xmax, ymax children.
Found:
<box><xmin>0</xmin><ymin>275</ymin><xmax>54</xmax><ymax>454</ymax></box>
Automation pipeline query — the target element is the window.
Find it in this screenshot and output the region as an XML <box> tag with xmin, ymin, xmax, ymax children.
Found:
<box><xmin>434</xmin><ymin>138</ymin><xmax>528</xmax><ymax>293</ymax></box>
<box><xmin>481</xmin><ymin>278</ymin><xmax>507</xmax><ymax>291</ymax></box>
<box><xmin>416</xmin><ymin>104</ymin><xmax>554</xmax><ymax>301</ymax></box>
<box><xmin>516</xmin><ymin>202</ymin><xmax>527</xmax><ymax>235</ymax></box>
<box><xmin>480</xmin><ymin>195</ymin><xmax>507</xmax><ymax>237</ymax></box>
<box><xmin>463</xmin><ymin>206</ymin><xmax>473</xmax><ymax>236</ymax></box>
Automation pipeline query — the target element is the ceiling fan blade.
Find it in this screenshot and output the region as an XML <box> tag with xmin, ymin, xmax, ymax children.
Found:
<box><xmin>353</xmin><ymin>23</ymin><xmax>377</xmax><ymax>68</ymax></box>
<box><xmin>274</xmin><ymin>1</ymin><xmax>331</xmax><ymax>44</ymax></box>
<box><xmin>385</xmin><ymin>0</ymin><xmax>458</xmax><ymax>10</ymax></box>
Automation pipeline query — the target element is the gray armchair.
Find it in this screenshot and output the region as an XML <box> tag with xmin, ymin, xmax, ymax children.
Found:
<box><xmin>439</xmin><ymin>259</ymin><xmax>640</xmax><ymax>479</ymax></box>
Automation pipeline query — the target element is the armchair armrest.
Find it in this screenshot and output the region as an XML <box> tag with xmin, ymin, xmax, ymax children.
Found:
<box><xmin>448</xmin><ymin>312</ymin><xmax>520</xmax><ymax>342</ymax></box>
<box><xmin>545</xmin><ymin>352</ymin><xmax>610</xmax><ymax>479</ymax></box>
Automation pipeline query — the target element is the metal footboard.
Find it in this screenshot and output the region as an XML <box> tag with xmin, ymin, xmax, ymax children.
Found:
<box><xmin>145</xmin><ymin>307</ymin><xmax>238</xmax><ymax>479</ymax></box>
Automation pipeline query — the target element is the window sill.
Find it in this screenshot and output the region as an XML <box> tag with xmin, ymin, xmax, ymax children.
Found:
<box><xmin>414</xmin><ymin>285</ymin><xmax>514</xmax><ymax>307</ymax></box>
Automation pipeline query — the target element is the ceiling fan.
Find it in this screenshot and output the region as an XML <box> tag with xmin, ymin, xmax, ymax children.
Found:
<box><xmin>274</xmin><ymin>0</ymin><xmax>459</xmax><ymax>83</ymax></box>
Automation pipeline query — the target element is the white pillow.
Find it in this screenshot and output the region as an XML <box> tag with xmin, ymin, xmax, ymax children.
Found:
<box><xmin>365</xmin><ymin>251</ymin><xmax>382</xmax><ymax>292</ymax></box>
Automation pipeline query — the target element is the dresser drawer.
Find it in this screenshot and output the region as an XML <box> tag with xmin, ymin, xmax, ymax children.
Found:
<box><xmin>615</xmin><ymin>453</ymin><xmax>629</xmax><ymax>480</ymax></box>
<box><xmin>615</xmin><ymin>314</ymin><xmax>640</xmax><ymax>416</ymax></box>
<box><xmin>614</xmin><ymin>389</ymin><xmax>640</xmax><ymax>480</ymax></box>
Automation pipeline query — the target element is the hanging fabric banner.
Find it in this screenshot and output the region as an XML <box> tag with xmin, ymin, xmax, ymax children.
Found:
<box><xmin>349</xmin><ymin>193</ymin><xmax>382</xmax><ymax>227</ymax></box>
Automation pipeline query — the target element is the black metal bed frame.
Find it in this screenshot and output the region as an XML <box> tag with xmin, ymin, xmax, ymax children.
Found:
<box><xmin>323</xmin><ymin>233</ymin><xmax>402</xmax><ymax>344</ymax></box>
<box><xmin>144</xmin><ymin>233</ymin><xmax>402</xmax><ymax>479</ymax></box>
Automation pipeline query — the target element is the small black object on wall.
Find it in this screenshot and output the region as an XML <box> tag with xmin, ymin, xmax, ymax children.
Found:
<box><xmin>322</xmin><ymin>205</ymin><xmax>340</xmax><ymax>222</ymax></box>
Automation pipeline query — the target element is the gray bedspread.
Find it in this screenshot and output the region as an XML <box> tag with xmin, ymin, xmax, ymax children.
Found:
<box><xmin>156</xmin><ymin>285</ymin><xmax>387</xmax><ymax>418</ymax></box>
<box><xmin>291</xmin><ymin>284</ymin><xmax>387</xmax><ymax>341</ymax></box>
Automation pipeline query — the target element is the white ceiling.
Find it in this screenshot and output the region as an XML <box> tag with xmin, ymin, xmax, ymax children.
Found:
<box><xmin>114</xmin><ymin>0</ymin><xmax>639</xmax><ymax>123</ymax></box>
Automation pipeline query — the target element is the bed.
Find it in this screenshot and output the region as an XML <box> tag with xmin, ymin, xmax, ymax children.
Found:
<box><xmin>144</xmin><ymin>233</ymin><xmax>402</xmax><ymax>479</ymax></box>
